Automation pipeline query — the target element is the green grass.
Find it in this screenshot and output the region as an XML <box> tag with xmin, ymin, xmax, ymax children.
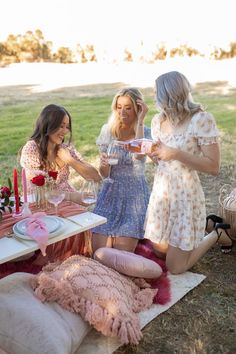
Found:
<box><xmin>0</xmin><ymin>81</ymin><xmax>235</xmax><ymax>186</ymax></box>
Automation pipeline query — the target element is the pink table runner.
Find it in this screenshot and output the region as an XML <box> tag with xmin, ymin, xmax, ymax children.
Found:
<box><xmin>0</xmin><ymin>201</ymin><xmax>92</xmax><ymax>277</ymax></box>
<box><xmin>0</xmin><ymin>201</ymin><xmax>86</xmax><ymax>238</ymax></box>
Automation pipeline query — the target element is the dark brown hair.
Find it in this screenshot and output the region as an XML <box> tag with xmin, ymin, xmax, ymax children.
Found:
<box><xmin>30</xmin><ymin>104</ymin><xmax>72</xmax><ymax>168</ymax></box>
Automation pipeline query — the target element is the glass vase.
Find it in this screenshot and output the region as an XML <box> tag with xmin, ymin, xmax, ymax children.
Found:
<box><xmin>34</xmin><ymin>185</ymin><xmax>48</xmax><ymax>210</ymax></box>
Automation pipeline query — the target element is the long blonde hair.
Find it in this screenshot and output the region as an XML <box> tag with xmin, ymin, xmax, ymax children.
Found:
<box><xmin>108</xmin><ymin>87</ymin><xmax>143</xmax><ymax>139</ymax></box>
<box><xmin>155</xmin><ymin>71</ymin><xmax>203</xmax><ymax>126</ymax></box>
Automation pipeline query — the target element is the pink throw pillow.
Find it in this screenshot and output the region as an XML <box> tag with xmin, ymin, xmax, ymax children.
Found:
<box><xmin>94</xmin><ymin>247</ymin><xmax>162</xmax><ymax>279</ymax></box>
<box><xmin>31</xmin><ymin>255</ymin><xmax>157</xmax><ymax>345</ymax></box>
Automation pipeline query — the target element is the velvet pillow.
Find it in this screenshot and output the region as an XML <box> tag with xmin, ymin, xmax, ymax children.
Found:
<box><xmin>94</xmin><ymin>247</ymin><xmax>163</xmax><ymax>279</ymax></box>
<box><xmin>32</xmin><ymin>255</ymin><xmax>158</xmax><ymax>345</ymax></box>
<box><xmin>0</xmin><ymin>272</ymin><xmax>91</xmax><ymax>354</ymax></box>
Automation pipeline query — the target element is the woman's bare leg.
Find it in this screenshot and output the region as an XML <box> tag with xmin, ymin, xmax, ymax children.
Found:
<box><xmin>166</xmin><ymin>229</ymin><xmax>232</xmax><ymax>274</ymax></box>
<box><xmin>92</xmin><ymin>233</ymin><xmax>113</xmax><ymax>254</ymax></box>
<box><xmin>152</xmin><ymin>242</ymin><xmax>168</xmax><ymax>259</ymax></box>
<box><xmin>113</xmin><ymin>236</ymin><xmax>139</xmax><ymax>252</ymax></box>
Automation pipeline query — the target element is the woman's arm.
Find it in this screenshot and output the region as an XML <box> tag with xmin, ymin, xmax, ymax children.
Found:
<box><xmin>135</xmin><ymin>99</ymin><xmax>149</xmax><ymax>139</ymax></box>
<box><xmin>133</xmin><ymin>99</ymin><xmax>149</xmax><ymax>160</ymax></box>
<box><xmin>20</xmin><ymin>141</ymin><xmax>44</xmax><ymax>180</ymax></box>
<box><xmin>150</xmin><ymin>142</ymin><xmax>220</xmax><ymax>176</ymax></box>
<box><xmin>57</xmin><ymin>148</ymin><xmax>102</xmax><ymax>182</ymax></box>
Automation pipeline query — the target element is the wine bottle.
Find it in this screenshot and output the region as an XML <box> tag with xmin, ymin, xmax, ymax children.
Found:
<box><xmin>125</xmin><ymin>138</ymin><xmax>156</xmax><ymax>154</ymax></box>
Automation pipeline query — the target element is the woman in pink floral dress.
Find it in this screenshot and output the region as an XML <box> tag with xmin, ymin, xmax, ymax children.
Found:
<box><xmin>20</xmin><ymin>104</ymin><xmax>101</xmax><ymax>199</ymax></box>
<box><xmin>20</xmin><ymin>104</ymin><xmax>101</xmax><ymax>263</ymax></box>
<box><xmin>145</xmin><ymin>71</ymin><xmax>233</xmax><ymax>274</ymax></box>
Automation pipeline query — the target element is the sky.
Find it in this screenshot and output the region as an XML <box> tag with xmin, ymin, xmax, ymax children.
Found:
<box><xmin>0</xmin><ymin>0</ymin><xmax>235</xmax><ymax>55</ymax></box>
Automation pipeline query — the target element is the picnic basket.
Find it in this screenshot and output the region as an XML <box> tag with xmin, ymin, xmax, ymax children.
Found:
<box><xmin>219</xmin><ymin>184</ymin><xmax>236</xmax><ymax>240</ymax></box>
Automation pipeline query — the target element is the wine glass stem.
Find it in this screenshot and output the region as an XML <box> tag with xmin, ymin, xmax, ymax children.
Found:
<box><xmin>55</xmin><ymin>204</ymin><xmax>58</xmax><ymax>216</ymax></box>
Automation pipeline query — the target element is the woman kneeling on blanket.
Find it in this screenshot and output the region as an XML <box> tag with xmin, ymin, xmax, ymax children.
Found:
<box><xmin>144</xmin><ymin>71</ymin><xmax>233</xmax><ymax>275</ymax></box>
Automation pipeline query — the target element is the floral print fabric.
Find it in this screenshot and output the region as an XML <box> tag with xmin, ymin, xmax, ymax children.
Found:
<box><xmin>92</xmin><ymin>125</ymin><xmax>151</xmax><ymax>239</ymax></box>
<box><xmin>20</xmin><ymin>140</ymin><xmax>83</xmax><ymax>192</ymax></box>
<box><xmin>144</xmin><ymin>112</ymin><xmax>219</xmax><ymax>250</ymax></box>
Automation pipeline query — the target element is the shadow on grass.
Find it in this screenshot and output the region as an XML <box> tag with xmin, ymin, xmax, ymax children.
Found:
<box><xmin>1</xmin><ymin>80</ymin><xmax>236</xmax><ymax>105</ymax></box>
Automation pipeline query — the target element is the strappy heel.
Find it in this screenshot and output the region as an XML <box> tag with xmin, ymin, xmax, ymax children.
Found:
<box><xmin>206</xmin><ymin>214</ymin><xmax>223</xmax><ymax>233</ymax></box>
<box><xmin>215</xmin><ymin>222</ymin><xmax>233</xmax><ymax>254</ymax></box>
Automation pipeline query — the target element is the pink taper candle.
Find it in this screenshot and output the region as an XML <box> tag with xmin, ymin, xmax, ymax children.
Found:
<box><xmin>21</xmin><ymin>168</ymin><xmax>28</xmax><ymax>203</ymax></box>
<box><xmin>13</xmin><ymin>168</ymin><xmax>20</xmax><ymax>213</ymax></box>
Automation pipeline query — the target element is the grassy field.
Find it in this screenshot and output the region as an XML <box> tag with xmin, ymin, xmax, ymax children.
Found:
<box><xmin>0</xmin><ymin>80</ymin><xmax>236</xmax><ymax>186</ymax></box>
<box><xmin>0</xmin><ymin>79</ymin><xmax>236</xmax><ymax>354</ymax></box>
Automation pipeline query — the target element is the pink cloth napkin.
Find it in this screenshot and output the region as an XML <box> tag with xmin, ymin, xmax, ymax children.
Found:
<box><xmin>25</xmin><ymin>212</ymin><xmax>49</xmax><ymax>256</ymax></box>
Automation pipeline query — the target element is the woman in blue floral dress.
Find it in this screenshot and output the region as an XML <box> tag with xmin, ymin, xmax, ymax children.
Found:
<box><xmin>92</xmin><ymin>88</ymin><xmax>151</xmax><ymax>253</ymax></box>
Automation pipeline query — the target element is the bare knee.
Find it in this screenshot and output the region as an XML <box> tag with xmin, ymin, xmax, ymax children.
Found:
<box><xmin>113</xmin><ymin>237</ymin><xmax>138</xmax><ymax>252</ymax></box>
<box><xmin>92</xmin><ymin>233</ymin><xmax>112</xmax><ymax>254</ymax></box>
<box><xmin>166</xmin><ymin>261</ymin><xmax>187</xmax><ymax>275</ymax></box>
<box><xmin>166</xmin><ymin>247</ymin><xmax>190</xmax><ymax>274</ymax></box>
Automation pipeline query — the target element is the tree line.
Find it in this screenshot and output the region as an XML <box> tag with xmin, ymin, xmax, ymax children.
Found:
<box><xmin>0</xmin><ymin>29</ymin><xmax>236</xmax><ymax>67</ymax></box>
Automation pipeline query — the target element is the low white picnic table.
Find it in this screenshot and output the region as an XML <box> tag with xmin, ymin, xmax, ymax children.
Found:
<box><xmin>0</xmin><ymin>212</ymin><xmax>107</xmax><ymax>264</ymax></box>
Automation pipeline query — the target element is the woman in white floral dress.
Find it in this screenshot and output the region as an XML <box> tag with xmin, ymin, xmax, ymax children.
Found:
<box><xmin>145</xmin><ymin>71</ymin><xmax>233</xmax><ymax>274</ymax></box>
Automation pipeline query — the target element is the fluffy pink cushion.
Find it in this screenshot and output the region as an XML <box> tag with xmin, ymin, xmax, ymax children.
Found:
<box><xmin>94</xmin><ymin>247</ymin><xmax>163</xmax><ymax>279</ymax></box>
<box><xmin>31</xmin><ymin>255</ymin><xmax>158</xmax><ymax>345</ymax></box>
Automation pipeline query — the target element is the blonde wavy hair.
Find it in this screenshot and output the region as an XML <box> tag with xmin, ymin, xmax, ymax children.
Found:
<box><xmin>155</xmin><ymin>71</ymin><xmax>203</xmax><ymax>126</ymax></box>
<box><xmin>108</xmin><ymin>87</ymin><xmax>143</xmax><ymax>139</ymax></box>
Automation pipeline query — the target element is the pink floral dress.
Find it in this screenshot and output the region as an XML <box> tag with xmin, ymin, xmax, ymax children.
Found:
<box><xmin>20</xmin><ymin>140</ymin><xmax>84</xmax><ymax>192</ymax></box>
<box><xmin>20</xmin><ymin>140</ymin><xmax>87</xmax><ymax>264</ymax></box>
<box><xmin>144</xmin><ymin>112</ymin><xmax>219</xmax><ymax>251</ymax></box>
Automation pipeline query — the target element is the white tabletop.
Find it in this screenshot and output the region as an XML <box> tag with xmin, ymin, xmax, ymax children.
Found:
<box><xmin>0</xmin><ymin>212</ymin><xmax>107</xmax><ymax>264</ymax></box>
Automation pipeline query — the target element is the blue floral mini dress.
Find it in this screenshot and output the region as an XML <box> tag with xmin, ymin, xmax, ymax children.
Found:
<box><xmin>92</xmin><ymin>125</ymin><xmax>151</xmax><ymax>239</ymax></box>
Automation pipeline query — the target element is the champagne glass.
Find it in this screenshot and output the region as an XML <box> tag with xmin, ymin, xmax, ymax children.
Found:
<box><xmin>46</xmin><ymin>188</ymin><xmax>65</xmax><ymax>216</ymax></box>
<box><xmin>80</xmin><ymin>180</ymin><xmax>97</xmax><ymax>207</ymax></box>
<box><xmin>104</xmin><ymin>142</ymin><xmax>119</xmax><ymax>183</ymax></box>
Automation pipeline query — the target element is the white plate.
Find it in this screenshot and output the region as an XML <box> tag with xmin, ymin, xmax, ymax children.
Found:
<box><xmin>14</xmin><ymin>216</ymin><xmax>60</xmax><ymax>235</ymax></box>
<box><xmin>13</xmin><ymin>217</ymin><xmax>65</xmax><ymax>240</ymax></box>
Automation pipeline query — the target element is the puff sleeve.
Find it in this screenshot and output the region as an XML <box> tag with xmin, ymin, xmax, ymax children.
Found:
<box><xmin>151</xmin><ymin>114</ymin><xmax>161</xmax><ymax>141</ymax></box>
<box><xmin>20</xmin><ymin>140</ymin><xmax>41</xmax><ymax>171</ymax></box>
<box><xmin>190</xmin><ymin>112</ymin><xmax>219</xmax><ymax>145</ymax></box>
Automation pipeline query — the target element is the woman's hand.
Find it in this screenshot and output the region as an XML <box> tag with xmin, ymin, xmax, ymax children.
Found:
<box><xmin>57</xmin><ymin>147</ymin><xmax>73</xmax><ymax>164</ymax></box>
<box><xmin>149</xmin><ymin>141</ymin><xmax>176</xmax><ymax>162</ymax></box>
<box><xmin>99</xmin><ymin>152</ymin><xmax>109</xmax><ymax>167</ymax></box>
<box><xmin>58</xmin><ymin>147</ymin><xmax>102</xmax><ymax>182</ymax></box>
<box><xmin>99</xmin><ymin>152</ymin><xmax>110</xmax><ymax>178</ymax></box>
<box><xmin>136</xmin><ymin>99</ymin><xmax>149</xmax><ymax>123</ymax></box>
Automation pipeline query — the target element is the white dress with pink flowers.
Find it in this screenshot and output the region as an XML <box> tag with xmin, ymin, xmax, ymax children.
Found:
<box><xmin>144</xmin><ymin>112</ymin><xmax>219</xmax><ymax>251</ymax></box>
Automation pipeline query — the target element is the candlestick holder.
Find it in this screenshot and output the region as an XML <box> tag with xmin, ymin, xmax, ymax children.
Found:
<box><xmin>21</xmin><ymin>202</ymin><xmax>32</xmax><ymax>217</ymax></box>
<box><xmin>12</xmin><ymin>209</ymin><xmax>22</xmax><ymax>218</ymax></box>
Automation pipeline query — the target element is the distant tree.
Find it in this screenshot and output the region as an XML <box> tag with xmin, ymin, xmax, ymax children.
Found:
<box><xmin>0</xmin><ymin>29</ymin><xmax>235</xmax><ymax>65</ymax></box>
<box><xmin>152</xmin><ymin>44</ymin><xmax>167</xmax><ymax>61</ymax></box>
<box><xmin>54</xmin><ymin>47</ymin><xmax>75</xmax><ymax>63</ymax></box>
<box><xmin>124</xmin><ymin>48</ymin><xmax>133</xmax><ymax>62</ymax></box>
<box><xmin>75</xmin><ymin>44</ymin><xmax>87</xmax><ymax>63</ymax></box>
<box><xmin>84</xmin><ymin>45</ymin><xmax>97</xmax><ymax>62</ymax></box>
<box><xmin>170</xmin><ymin>44</ymin><xmax>200</xmax><ymax>58</ymax></box>
<box><xmin>0</xmin><ymin>29</ymin><xmax>53</xmax><ymax>64</ymax></box>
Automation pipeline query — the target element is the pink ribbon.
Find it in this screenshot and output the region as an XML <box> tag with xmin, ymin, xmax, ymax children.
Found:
<box><xmin>25</xmin><ymin>212</ymin><xmax>49</xmax><ymax>256</ymax></box>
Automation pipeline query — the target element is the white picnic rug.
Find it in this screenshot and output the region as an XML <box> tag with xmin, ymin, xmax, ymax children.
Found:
<box><xmin>77</xmin><ymin>271</ymin><xmax>206</xmax><ymax>354</ymax></box>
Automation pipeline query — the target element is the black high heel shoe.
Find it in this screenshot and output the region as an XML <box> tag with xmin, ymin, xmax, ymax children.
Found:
<box><xmin>206</xmin><ymin>214</ymin><xmax>223</xmax><ymax>233</ymax></box>
<box><xmin>215</xmin><ymin>222</ymin><xmax>233</xmax><ymax>254</ymax></box>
